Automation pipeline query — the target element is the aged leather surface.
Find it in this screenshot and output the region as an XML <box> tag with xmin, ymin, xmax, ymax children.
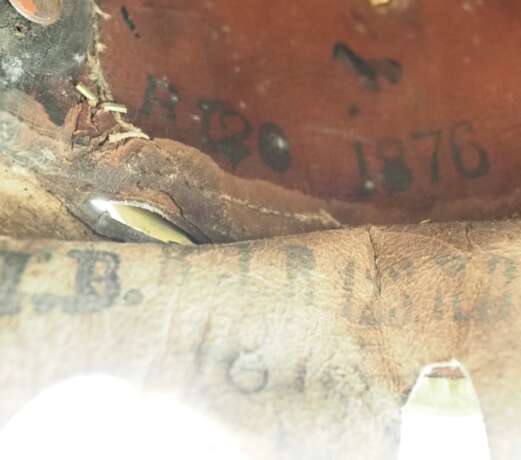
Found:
<box><xmin>1</xmin><ymin>4</ymin><xmax>521</xmax><ymax>459</ymax></box>
<box><xmin>0</xmin><ymin>220</ymin><xmax>520</xmax><ymax>459</ymax></box>
<box><xmin>0</xmin><ymin>0</ymin><xmax>92</xmax><ymax>124</ymax></box>
<box><xmin>3</xmin><ymin>89</ymin><xmax>521</xmax><ymax>243</ymax></box>
<box><xmin>97</xmin><ymin>0</ymin><xmax>521</xmax><ymax>226</ymax></box>
<box><xmin>0</xmin><ymin>90</ymin><xmax>345</xmax><ymax>242</ymax></box>
<box><xmin>4</xmin><ymin>1</ymin><xmax>521</xmax><ymax>241</ymax></box>
<box><xmin>0</xmin><ymin>157</ymin><xmax>97</xmax><ymax>240</ymax></box>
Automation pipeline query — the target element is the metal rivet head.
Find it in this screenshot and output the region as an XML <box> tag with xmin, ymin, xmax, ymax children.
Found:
<box><xmin>8</xmin><ymin>0</ymin><xmax>63</xmax><ymax>26</ymax></box>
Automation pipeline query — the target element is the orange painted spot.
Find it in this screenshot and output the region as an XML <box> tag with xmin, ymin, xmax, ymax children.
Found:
<box><xmin>17</xmin><ymin>0</ymin><xmax>37</xmax><ymax>16</ymax></box>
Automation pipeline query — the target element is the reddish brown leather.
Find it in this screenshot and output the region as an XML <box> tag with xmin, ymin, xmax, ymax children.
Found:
<box><xmin>5</xmin><ymin>1</ymin><xmax>521</xmax><ymax>241</ymax></box>
<box><xmin>98</xmin><ymin>0</ymin><xmax>521</xmax><ymax>225</ymax></box>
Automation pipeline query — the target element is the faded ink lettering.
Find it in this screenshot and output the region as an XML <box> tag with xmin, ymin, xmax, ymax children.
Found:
<box><xmin>342</xmin><ymin>260</ymin><xmax>355</xmax><ymax>319</ymax></box>
<box><xmin>199</xmin><ymin>99</ymin><xmax>252</xmax><ymax>167</ymax></box>
<box><xmin>123</xmin><ymin>289</ymin><xmax>144</xmax><ymax>306</ymax></box>
<box><xmin>140</xmin><ymin>76</ymin><xmax>180</xmax><ymax>123</ymax></box>
<box><xmin>383</xmin><ymin>258</ymin><xmax>415</xmax><ymax>326</ymax></box>
<box><xmin>237</xmin><ymin>242</ymin><xmax>253</xmax><ymax>289</ymax></box>
<box><xmin>286</xmin><ymin>245</ymin><xmax>316</xmax><ymax>305</ymax></box>
<box><xmin>33</xmin><ymin>250</ymin><xmax>120</xmax><ymax>314</ymax></box>
<box><xmin>457</xmin><ymin>256</ymin><xmax>517</xmax><ymax>321</ymax></box>
<box><xmin>0</xmin><ymin>251</ymin><xmax>31</xmax><ymax>316</ymax></box>
<box><xmin>227</xmin><ymin>352</ymin><xmax>269</xmax><ymax>394</ymax></box>
<box><xmin>436</xmin><ymin>254</ymin><xmax>468</xmax><ymax>275</ymax></box>
<box><xmin>358</xmin><ymin>269</ymin><xmax>380</xmax><ymax>326</ymax></box>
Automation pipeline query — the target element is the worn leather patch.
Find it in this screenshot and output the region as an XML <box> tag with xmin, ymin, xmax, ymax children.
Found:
<box><xmin>0</xmin><ymin>220</ymin><xmax>520</xmax><ymax>459</ymax></box>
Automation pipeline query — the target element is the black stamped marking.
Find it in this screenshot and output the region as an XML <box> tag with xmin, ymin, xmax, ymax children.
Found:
<box><xmin>333</xmin><ymin>42</ymin><xmax>402</xmax><ymax>92</ymax></box>
<box><xmin>121</xmin><ymin>6</ymin><xmax>140</xmax><ymax>38</ymax></box>
<box><xmin>199</xmin><ymin>99</ymin><xmax>253</xmax><ymax>168</ymax></box>
<box><xmin>377</xmin><ymin>138</ymin><xmax>413</xmax><ymax>193</ymax></box>
<box><xmin>411</xmin><ymin>129</ymin><xmax>443</xmax><ymax>184</ymax></box>
<box><xmin>449</xmin><ymin>121</ymin><xmax>490</xmax><ymax>179</ymax></box>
